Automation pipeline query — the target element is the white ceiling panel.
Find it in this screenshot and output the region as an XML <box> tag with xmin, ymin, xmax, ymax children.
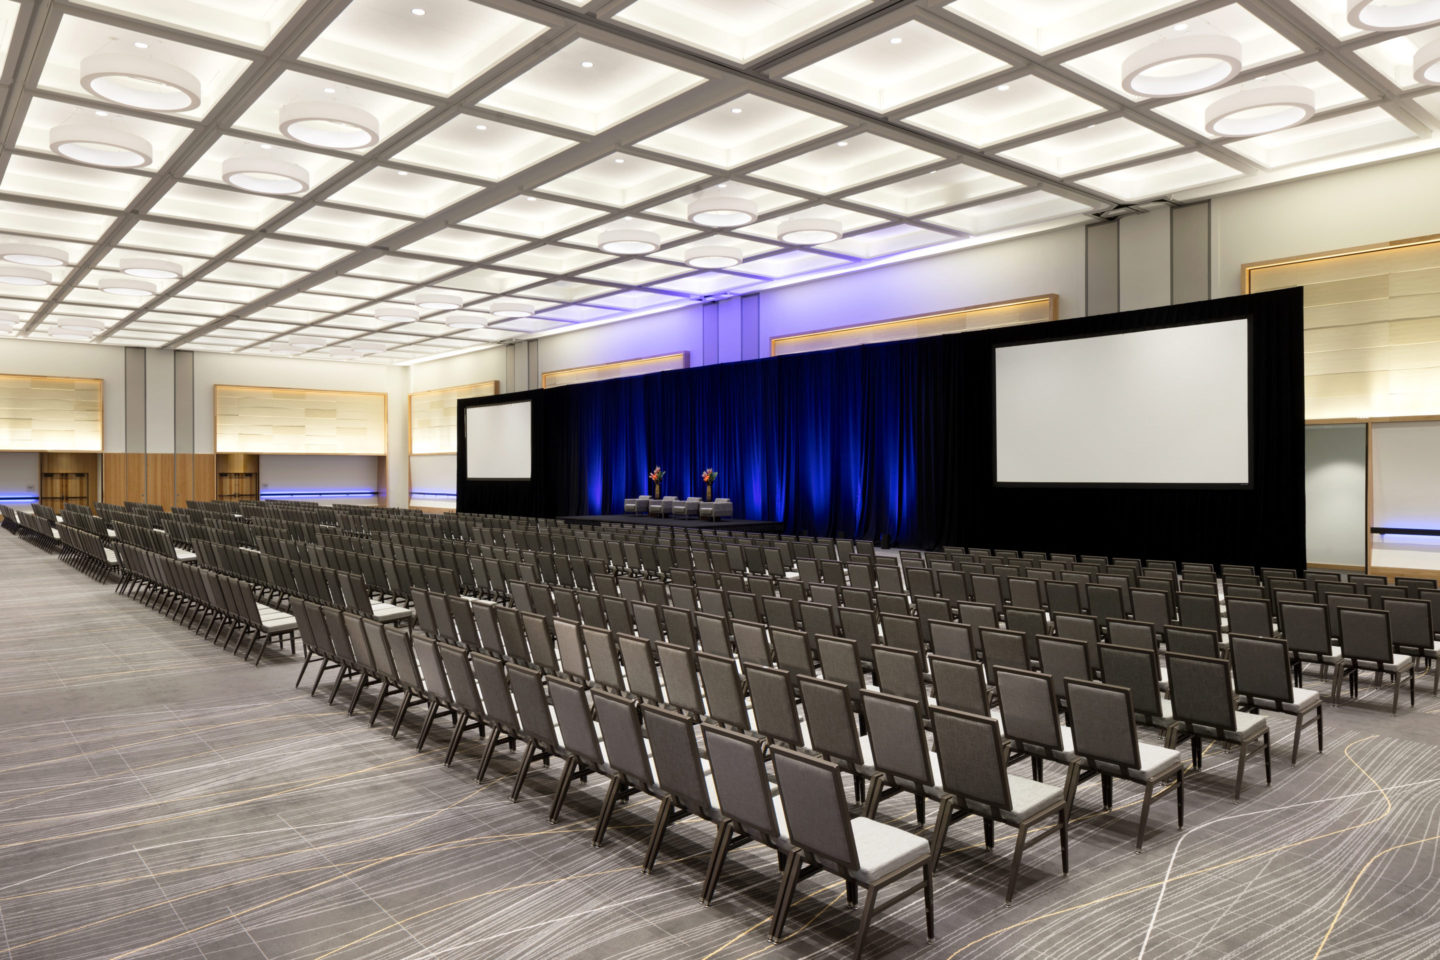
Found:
<box><xmin>0</xmin><ymin>0</ymin><xmax>1434</xmax><ymax>357</ymax></box>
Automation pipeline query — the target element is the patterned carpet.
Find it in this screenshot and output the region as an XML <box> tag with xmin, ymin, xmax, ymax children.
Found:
<box><xmin>1</xmin><ymin>530</ymin><xmax>1438</xmax><ymax>960</ymax></box>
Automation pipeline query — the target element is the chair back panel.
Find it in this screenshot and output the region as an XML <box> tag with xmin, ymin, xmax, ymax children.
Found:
<box><xmin>772</xmin><ymin>748</ymin><xmax>857</xmax><ymax>873</ymax></box>
<box><xmin>932</xmin><ymin>707</ymin><xmax>1010</xmax><ymax>812</ymax></box>
<box><xmin>1066</xmin><ymin>680</ymin><xmax>1141</xmax><ymax>770</ymax></box>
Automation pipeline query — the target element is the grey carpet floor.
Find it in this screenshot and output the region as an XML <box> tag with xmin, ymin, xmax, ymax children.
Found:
<box><xmin>2</xmin><ymin>530</ymin><xmax>1438</xmax><ymax>960</ymax></box>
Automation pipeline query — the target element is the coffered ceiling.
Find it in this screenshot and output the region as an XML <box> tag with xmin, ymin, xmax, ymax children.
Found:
<box><xmin>0</xmin><ymin>0</ymin><xmax>1437</xmax><ymax>363</ymax></box>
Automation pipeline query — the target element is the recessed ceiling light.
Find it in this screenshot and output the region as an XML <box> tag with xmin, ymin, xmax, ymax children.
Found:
<box><xmin>997</xmin><ymin>83</ymin><xmax>1011</xmax><ymax>91</ymax></box>
<box><xmin>475</xmin><ymin>123</ymin><xmax>487</xmax><ymax>130</ymax></box>
<box><xmin>374</xmin><ymin>303</ymin><xmax>418</xmax><ymax>321</ymax></box>
<box><xmin>133</xmin><ymin>41</ymin><xmax>148</xmax><ymax>49</ymax></box>
<box><xmin>50</xmin><ymin>122</ymin><xmax>153</xmax><ymax>168</ymax></box>
<box><xmin>525</xmin><ymin>195</ymin><xmax>538</xmax><ymax>202</ymax></box>
<box><xmin>444</xmin><ymin>311</ymin><xmax>494</xmax><ymax>328</ymax></box>
<box><xmin>614</xmin><ymin>157</ymin><xmax>625</xmax><ymax>164</ymax></box>
<box><xmin>687</xmin><ymin>192</ymin><xmax>759</xmax><ymax>228</ymax></box>
<box><xmin>599</xmin><ymin>228</ymin><xmax>661</xmax><ymax>255</ymax></box>
<box><xmin>53</xmin><ymin>317</ymin><xmax>106</xmax><ymax>334</ymax></box>
<box><xmin>0</xmin><ymin>243</ymin><xmax>66</xmax><ymax>267</ymax></box>
<box><xmin>0</xmin><ymin>265</ymin><xmax>50</xmax><ymax>286</ymax></box>
<box><xmin>395</xmin><ymin>170</ymin><xmax>408</xmax><ymax>176</ymax></box>
<box><xmin>99</xmin><ymin>277</ymin><xmax>156</xmax><ymax>297</ymax></box>
<box><xmin>581</xmin><ymin>60</ymin><xmax>594</xmax><ymax>68</ymax></box>
<box><xmin>120</xmin><ymin>257</ymin><xmax>181</xmax><ymax>279</ymax></box>
<box><xmin>730</xmin><ymin>106</ymin><xmax>743</xmax><ymax>114</ymax></box>
<box><xmin>80</xmin><ymin>53</ymin><xmax>201</xmax><ymax>112</ymax></box>
<box><xmin>1173</xmin><ymin>22</ymin><xmax>1189</xmax><ymax>31</ymax></box>
<box><xmin>260</xmin><ymin>143</ymin><xmax>272</xmax><ymax>150</ymax></box>
<box><xmin>323</xmin><ymin>87</ymin><xmax>336</xmax><ymax>94</ymax></box>
<box><xmin>94</xmin><ymin>110</ymin><xmax>108</xmax><ymax>117</ymax></box>
<box><xmin>417</xmin><ymin>291</ymin><xmax>463</xmax><ymax>310</ymax></box>
<box><xmin>0</xmin><ymin>311</ymin><xmax>19</xmax><ymax>330</ymax></box>
<box><xmin>1121</xmin><ymin>34</ymin><xmax>1242</xmax><ymax>97</ymax></box>
<box><xmin>290</xmin><ymin>335</ymin><xmax>327</xmax><ymax>347</ymax></box>
<box><xmin>890</xmin><ymin>36</ymin><xmax>903</xmax><ymax>44</ymax></box>
<box><xmin>684</xmin><ymin>245</ymin><xmax>743</xmax><ymax>269</ymax></box>
<box><xmin>778</xmin><ymin>217</ymin><xmax>843</xmax><ymax>245</ymax></box>
<box><xmin>837</xmin><ymin>140</ymin><xmax>849</xmax><ymax>147</ymax></box>
<box><xmin>1347</xmin><ymin>0</ymin><xmax>1440</xmax><ymax>30</ymax></box>
<box><xmin>1415</xmin><ymin>36</ymin><xmax>1440</xmax><ymax>83</ymax></box>
<box><xmin>259</xmin><ymin>341</ymin><xmax>301</xmax><ymax>355</ymax></box>
<box><xmin>279</xmin><ymin>101</ymin><xmax>379</xmax><ymax>150</ymax></box>
<box><xmin>490</xmin><ymin>299</ymin><xmax>534</xmax><ymax>318</ymax></box>
<box><xmin>411</xmin><ymin>7</ymin><xmax>425</xmax><ymax>14</ymax></box>
<box><xmin>1204</xmin><ymin>85</ymin><xmax>1315</xmax><ymax>136</ymax></box>
<box><xmin>221</xmin><ymin>155</ymin><xmax>310</xmax><ymax>195</ymax></box>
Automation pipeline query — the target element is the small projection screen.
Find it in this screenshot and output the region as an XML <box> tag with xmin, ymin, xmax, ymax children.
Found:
<box><xmin>994</xmin><ymin>317</ymin><xmax>1250</xmax><ymax>485</ymax></box>
<box><xmin>464</xmin><ymin>400</ymin><xmax>532</xmax><ymax>479</ymax></box>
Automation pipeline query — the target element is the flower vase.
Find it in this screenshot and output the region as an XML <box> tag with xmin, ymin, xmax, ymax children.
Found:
<box><xmin>652</xmin><ymin>482</ymin><xmax>660</xmax><ymax>499</ymax></box>
<box><xmin>704</xmin><ymin>482</ymin><xmax>713</xmax><ymax>502</ymax></box>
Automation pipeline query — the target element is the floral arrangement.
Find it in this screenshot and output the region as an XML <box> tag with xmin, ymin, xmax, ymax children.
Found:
<box><xmin>701</xmin><ymin>468</ymin><xmax>718</xmax><ymax>483</ymax></box>
<box><xmin>648</xmin><ymin>466</ymin><xmax>666</xmax><ymax>483</ymax></box>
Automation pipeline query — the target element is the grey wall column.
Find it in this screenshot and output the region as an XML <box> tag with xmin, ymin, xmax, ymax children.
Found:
<box><xmin>1085</xmin><ymin>219</ymin><xmax>1120</xmax><ymax>316</ymax></box>
<box><xmin>505</xmin><ymin>343</ymin><xmax>525</xmax><ymax>392</ymax></box>
<box><xmin>1171</xmin><ymin>200</ymin><xmax>1212</xmax><ymax>304</ymax></box>
<box><xmin>124</xmin><ymin>346</ymin><xmax>145</xmax><ymax>454</ymax></box>
<box><xmin>740</xmin><ymin>294</ymin><xmax>762</xmax><ymax>361</ymax></box>
<box><xmin>174</xmin><ymin>350</ymin><xmax>194</xmax><ymax>455</ymax></box>
<box><xmin>526</xmin><ymin>340</ymin><xmax>540</xmax><ymax>391</ymax></box>
<box><xmin>701</xmin><ymin>300</ymin><xmax>720</xmax><ymax>365</ymax></box>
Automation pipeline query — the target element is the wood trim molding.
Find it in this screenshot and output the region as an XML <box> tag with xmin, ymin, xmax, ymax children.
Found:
<box><xmin>768</xmin><ymin>295</ymin><xmax>1058</xmax><ymax>357</ymax></box>
<box><xmin>541</xmin><ymin>352</ymin><xmax>689</xmax><ymax>389</ymax></box>
<box><xmin>1241</xmin><ymin>233</ymin><xmax>1440</xmax><ymax>294</ymax></box>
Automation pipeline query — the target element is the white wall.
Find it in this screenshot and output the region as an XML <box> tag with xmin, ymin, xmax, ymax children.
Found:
<box><xmin>1210</xmin><ymin>150</ymin><xmax>1440</xmax><ymax>298</ymax></box>
<box><xmin>0</xmin><ymin>452</ymin><xmax>39</xmax><ymax>499</ymax></box>
<box><xmin>408</xmin><ymin>345</ymin><xmax>507</xmax><ymax>393</ymax></box>
<box><xmin>538</xmin><ymin>303</ymin><xmax>704</xmax><ymax>376</ymax></box>
<box><xmin>259</xmin><ymin>454</ymin><xmax>380</xmax><ymax>505</ymax></box>
<box><xmin>192</xmin><ymin>352</ymin><xmax>411</xmax><ymax>507</ymax></box>
<box><xmin>760</xmin><ymin>226</ymin><xmax>1086</xmax><ymax>343</ymax></box>
<box><xmin>0</xmin><ymin>339</ymin><xmax>128</xmax><ymax>452</ymax></box>
<box><xmin>1304</xmin><ymin>423</ymin><xmax>1367</xmax><ymax>567</ymax></box>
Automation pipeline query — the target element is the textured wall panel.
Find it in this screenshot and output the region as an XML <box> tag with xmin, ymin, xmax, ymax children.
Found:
<box><xmin>0</xmin><ymin>375</ymin><xmax>103</xmax><ymax>452</ymax></box>
<box><xmin>770</xmin><ymin>297</ymin><xmax>1056</xmax><ymax>357</ymax></box>
<box><xmin>214</xmin><ymin>385</ymin><xmax>387</xmax><ymax>455</ymax></box>
<box><xmin>409</xmin><ymin>381</ymin><xmax>498</xmax><ymax>456</ymax></box>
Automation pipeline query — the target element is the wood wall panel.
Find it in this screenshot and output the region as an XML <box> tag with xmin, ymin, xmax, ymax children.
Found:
<box><xmin>146</xmin><ymin>454</ymin><xmax>174</xmax><ymax>510</ymax></box>
<box><xmin>192</xmin><ymin>454</ymin><xmax>216</xmax><ymax>503</ymax></box>
<box><xmin>174</xmin><ymin>454</ymin><xmax>193</xmax><ymax>509</ymax></box>
<box><xmin>124</xmin><ymin>454</ymin><xmax>145</xmax><ymax>505</ymax></box>
<box><xmin>1248</xmin><ymin>237</ymin><xmax>1440</xmax><ymax>419</ymax></box>
<box><xmin>102</xmin><ymin>453</ymin><xmax>125</xmax><ymax>503</ymax></box>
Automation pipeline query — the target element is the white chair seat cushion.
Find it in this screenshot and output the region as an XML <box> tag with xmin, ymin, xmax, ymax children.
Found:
<box><xmin>1288</xmin><ymin>687</ymin><xmax>1321</xmax><ymax>712</ymax></box>
<box><xmin>1225</xmin><ymin>711</ymin><xmax>1268</xmax><ymax>742</ymax></box>
<box><xmin>174</xmin><ymin>548</ymin><xmax>197</xmax><ymax>562</ymax></box>
<box><xmin>849</xmin><ymin>816</ymin><xmax>931</xmax><ymax>885</ymax></box>
<box><xmin>371</xmin><ymin>601</ymin><xmax>415</xmax><ymax>622</ymax></box>
<box><xmin>1006</xmin><ymin>775</ymin><xmax>1064</xmax><ymax>821</ymax></box>
<box><xmin>1136</xmin><ymin>742</ymin><xmax>1183</xmax><ymax>779</ymax></box>
<box><xmin>104</xmin><ymin>548</ymin><xmax>117</xmax><ymax>564</ymax></box>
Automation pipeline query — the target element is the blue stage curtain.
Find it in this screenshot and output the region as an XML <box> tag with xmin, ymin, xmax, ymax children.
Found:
<box><xmin>459</xmin><ymin>288</ymin><xmax>1305</xmax><ymax>568</ymax></box>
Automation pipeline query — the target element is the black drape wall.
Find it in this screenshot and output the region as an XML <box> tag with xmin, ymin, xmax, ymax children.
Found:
<box><xmin>459</xmin><ymin>288</ymin><xmax>1305</xmax><ymax>569</ymax></box>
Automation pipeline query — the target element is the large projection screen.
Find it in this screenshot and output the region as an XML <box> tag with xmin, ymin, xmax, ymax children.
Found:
<box><xmin>464</xmin><ymin>401</ymin><xmax>532</xmax><ymax>479</ymax></box>
<box><xmin>994</xmin><ymin>318</ymin><xmax>1250</xmax><ymax>485</ymax></box>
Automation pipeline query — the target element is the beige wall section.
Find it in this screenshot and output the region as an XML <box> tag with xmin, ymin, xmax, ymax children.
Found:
<box><xmin>1210</xmin><ymin>151</ymin><xmax>1440</xmax><ymax>299</ymax></box>
<box><xmin>408</xmin><ymin>345</ymin><xmax>507</xmax><ymax>393</ymax></box>
<box><xmin>0</xmin><ymin>339</ymin><xmax>127</xmax><ymax>452</ymax></box>
<box><xmin>192</xmin><ymin>352</ymin><xmax>411</xmax><ymax>507</ymax></box>
<box><xmin>538</xmin><ymin>304</ymin><xmax>704</xmax><ymax>379</ymax></box>
<box><xmin>145</xmin><ymin>349</ymin><xmax>175</xmax><ymax>454</ymax></box>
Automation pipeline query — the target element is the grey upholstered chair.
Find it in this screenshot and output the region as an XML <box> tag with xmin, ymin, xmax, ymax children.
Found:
<box><xmin>674</xmin><ymin>496</ymin><xmax>702</xmax><ymax>518</ymax></box>
<box><xmin>699</xmin><ymin>497</ymin><xmax>733</xmax><ymax>521</ymax></box>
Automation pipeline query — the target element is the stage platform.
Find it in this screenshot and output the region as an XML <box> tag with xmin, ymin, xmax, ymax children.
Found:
<box><xmin>557</xmin><ymin>513</ymin><xmax>783</xmax><ymax>533</ymax></box>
